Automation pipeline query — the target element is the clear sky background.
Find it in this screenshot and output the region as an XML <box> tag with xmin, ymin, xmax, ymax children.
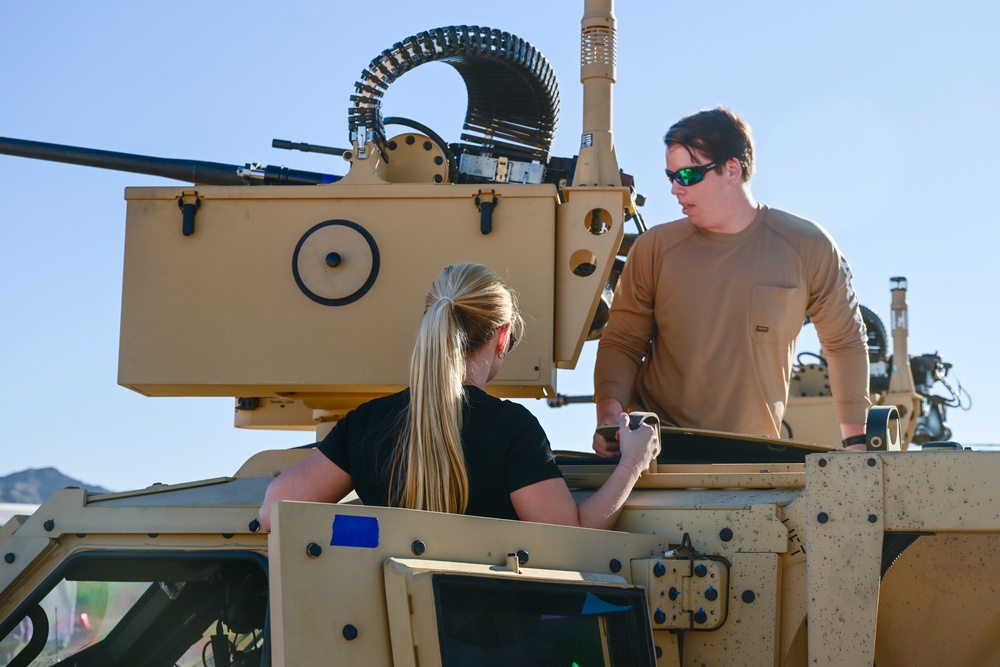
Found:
<box><xmin>1</xmin><ymin>1</ymin><xmax>996</xmax><ymax>492</ymax></box>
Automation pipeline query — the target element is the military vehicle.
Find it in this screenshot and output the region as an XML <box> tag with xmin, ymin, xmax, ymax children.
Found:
<box><xmin>0</xmin><ymin>1</ymin><xmax>988</xmax><ymax>665</ymax></box>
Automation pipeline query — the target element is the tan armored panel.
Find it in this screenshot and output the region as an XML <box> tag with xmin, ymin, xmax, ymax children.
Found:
<box><xmin>118</xmin><ymin>181</ymin><xmax>624</xmax><ymax>408</ymax></box>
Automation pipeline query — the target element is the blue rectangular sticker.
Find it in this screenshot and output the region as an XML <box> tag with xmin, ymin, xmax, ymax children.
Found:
<box><xmin>330</xmin><ymin>514</ymin><xmax>379</xmax><ymax>548</ymax></box>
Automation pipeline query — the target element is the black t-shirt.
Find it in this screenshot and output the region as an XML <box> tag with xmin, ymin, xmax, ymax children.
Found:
<box><xmin>317</xmin><ymin>385</ymin><xmax>563</xmax><ymax>520</ymax></box>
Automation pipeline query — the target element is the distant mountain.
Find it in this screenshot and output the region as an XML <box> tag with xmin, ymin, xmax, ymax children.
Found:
<box><xmin>0</xmin><ymin>468</ymin><xmax>112</xmax><ymax>504</ymax></box>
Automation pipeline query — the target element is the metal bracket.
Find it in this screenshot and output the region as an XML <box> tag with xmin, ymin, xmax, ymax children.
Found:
<box><xmin>474</xmin><ymin>190</ymin><xmax>498</xmax><ymax>235</ymax></box>
<box><xmin>355</xmin><ymin>126</ymin><xmax>369</xmax><ymax>159</ymax></box>
<box><xmin>632</xmin><ymin>535</ymin><xmax>729</xmax><ymax>631</ymax></box>
<box><xmin>866</xmin><ymin>405</ymin><xmax>901</xmax><ymax>451</ymax></box>
<box><xmin>177</xmin><ymin>191</ymin><xmax>200</xmax><ymax>237</ymax></box>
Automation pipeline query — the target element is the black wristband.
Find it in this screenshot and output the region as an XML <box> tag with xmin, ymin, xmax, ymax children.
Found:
<box><xmin>842</xmin><ymin>434</ymin><xmax>867</xmax><ymax>448</ymax></box>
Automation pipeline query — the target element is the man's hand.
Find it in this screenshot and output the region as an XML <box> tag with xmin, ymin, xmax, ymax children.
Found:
<box><xmin>593</xmin><ymin>397</ymin><xmax>625</xmax><ymax>457</ymax></box>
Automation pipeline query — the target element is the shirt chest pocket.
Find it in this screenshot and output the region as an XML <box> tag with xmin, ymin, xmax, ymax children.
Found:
<box><xmin>749</xmin><ymin>285</ymin><xmax>805</xmax><ymax>344</ymax></box>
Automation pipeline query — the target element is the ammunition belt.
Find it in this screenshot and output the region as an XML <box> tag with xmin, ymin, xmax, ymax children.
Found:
<box><xmin>349</xmin><ymin>26</ymin><xmax>560</xmax><ymax>164</ymax></box>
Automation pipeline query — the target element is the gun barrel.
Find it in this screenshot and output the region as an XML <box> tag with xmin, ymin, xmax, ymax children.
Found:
<box><xmin>0</xmin><ymin>136</ymin><xmax>247</xmax><ymax>185</ymax></box>
<box><xmin>0</xmin><ymin>137</ymin><xmax>341</xmax><ymax>186</ymax></box>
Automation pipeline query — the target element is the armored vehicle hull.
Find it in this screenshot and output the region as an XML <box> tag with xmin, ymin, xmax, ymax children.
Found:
<box><xmin>0</xmin><ymin>2</ymin><xmax>991</xmax><ymax>665</ymax></box>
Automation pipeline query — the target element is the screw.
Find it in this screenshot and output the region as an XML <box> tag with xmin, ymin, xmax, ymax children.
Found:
<box><xmin>653</xmin><ymin>608</ymin><xmax>666</xmax><ymax>624</ymax></box>
<box><xmin>655</xmin><ymin>646</ymin><xmax>663</xmax><ymax>658</ymax></box>
<box><xmin>653</xmin><ymin>562</ymin><xmax>666</xmax><ymax>577</ymax></box>
<box><xmin>516</xmin><ymin>550</ymin><xmax>529</xmax><ymax>565</ymax></box>
<box><xmin>343</xmin><ymin>624</ymin><xmax>358</xmax><ymax>640</ymax></box>
<box><xmin>694</xmin><ymin>563</ymin><xmax>708</xmax><ymax>577</ymax></box>
<box><xmin>326</xmin><ymin>252</ymin><xmax>342</xmax><ymax>268</ymax></box>
<box><xmin>609</xmin><ymin>558</ymin><xmax>622</xmax><ymax>573</ymax></box>
<box><xmin>411</xmin><ymin>540</ymin><xmax>426</xmax><ymax>556</ymax></box>
<box><xmin>306</xmin><ymin>543</ymin><xmax>323</xmax><ymax>558</ymax></box>
<box><xmin>668</xmin><ymin>587</ymin><xmax>680</xmax><ymax>601</ymax></box>
<box><xmin>43</xmin><ymin>519</ymin><xmax>54</xmax><ymax>532</ymax></box>
<box><xmin>4</xmin><ymin>553</ymin><xmax>14</xmax><ymax>564</ymax></box>
<box><xmin>817</xmin><ymin>512</ymin><xmax>829</xmax><ymax>524</ymax></box>
<box><xmin>705</xmin><ymin>586</ymin><xmax>718</xmax><ymax>601</ymax></box>
<box><xmin>720</xmin><ymin>527</ymin><xmax>734</xmax><ymax>542</ymax></box>
<box><xmin>868</xmin><ymin>514</ymin><xmax>878</xmax><ymax>523</ymax></box>
<box><xmin>818</xmin><ymin>458</ymin><xmax>827</xmax><ymax>467</ymax></box>
<box><xmin>694</xmin><ymin>608</ymin><xmax>708</xmax><ymax>624</ymax></box>
<box><xmin>248</xmin><ymin>519</ymin><xmax>261</xmax><ymax>533</ymax></box>
<box><xmin>742</xmin><ymin>590</ymin><xmax>756</xmax><ymax>604</ymax></box>
<box><xmin>868</xmin><ymin>458</ymin><xmax>877</xmax><ymax>467</ymax></box>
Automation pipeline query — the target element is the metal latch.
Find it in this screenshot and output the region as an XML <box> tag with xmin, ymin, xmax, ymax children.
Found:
<box><xmin>474</xmin><ymin>190</ymin><xmax>499</xmax><ymax>235</ymax></box>
<box><xmin>632</xmin><ymin>536</ymin><xmax>729</xmax><ymax>630</ymax></box>
<box><xmin>178</xmin><ymin>191</ymin><xmax>200</xmax><ymax>236</ymax></box>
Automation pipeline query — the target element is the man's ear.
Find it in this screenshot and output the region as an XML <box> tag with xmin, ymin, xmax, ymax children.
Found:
<box><xmin>724</xmin><ymin>157</ymin><xmax>742</xmax><ymax>181</ymax></box>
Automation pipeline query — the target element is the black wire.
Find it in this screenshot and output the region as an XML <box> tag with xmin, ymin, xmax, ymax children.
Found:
<box><xmin>795</xmin><ymin>351</ymin><xmax>827</xmax><ymax>367</ymax></box>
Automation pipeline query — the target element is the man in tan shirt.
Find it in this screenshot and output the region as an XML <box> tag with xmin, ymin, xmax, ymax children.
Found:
<box><xmin>593</xmin><ymin>107</ymin><xmax>870</xmax><ymax>455</ymax></box>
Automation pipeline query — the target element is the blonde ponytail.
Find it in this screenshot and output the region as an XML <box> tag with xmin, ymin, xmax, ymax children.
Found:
<box><xmin>392</xmin><ymin>264</ymin><xmax>522</xmax><ymax>514</ymax></box>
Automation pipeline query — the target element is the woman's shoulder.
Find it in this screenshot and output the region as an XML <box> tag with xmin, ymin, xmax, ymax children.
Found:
<box><xmin>339</xmin><ymin>389</ymin><xmax>410</xmax><ymax>430</ymax></box>
<box><xmin>465</xmin><ymin>385</ymin><xmax>535</xmax><ymax>416</ymax></box>
<box><xmin>464</xmin><ymin>386</ymin><xmax>545</xmax><ymax>436</ymax></box>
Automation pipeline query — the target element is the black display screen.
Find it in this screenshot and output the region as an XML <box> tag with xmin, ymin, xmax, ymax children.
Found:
<box><xmin>433</xmin><ymin>575</ymin><xmax>655</xmax><ymax>667</ymax></box>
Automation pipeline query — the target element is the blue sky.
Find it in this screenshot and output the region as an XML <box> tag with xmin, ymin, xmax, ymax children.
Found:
<box><xmin>2</xmin><ymin>1</ymin><xmax>997</xmax><ymax>491</ymax></box>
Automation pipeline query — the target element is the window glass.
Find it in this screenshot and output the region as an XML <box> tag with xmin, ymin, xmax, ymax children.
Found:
<box><xmin>0</xmin><ymin>554</ymin><xmax>267</xmax><ymax>666</ymax></box>
<box><xmin>434</xmin><ymin>575</ymin><xmax>654</xmax><ymax>667</ymax></box>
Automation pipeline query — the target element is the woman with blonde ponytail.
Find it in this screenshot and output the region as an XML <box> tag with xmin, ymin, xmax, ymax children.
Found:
<box><xmin>260</xmin><ymin>263</ymin><xmax>658</xmax><ymax>530</ymax></box>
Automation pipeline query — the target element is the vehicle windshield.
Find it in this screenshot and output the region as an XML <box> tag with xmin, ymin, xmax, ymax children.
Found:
<box><xmin>0</xmin><ymin>553</ymin><xmax>267</xmax><ymax>667</ymax></box>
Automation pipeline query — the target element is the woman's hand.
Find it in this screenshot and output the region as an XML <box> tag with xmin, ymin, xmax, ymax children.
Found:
<box><xmin>616</xmin><ymin>412</ymin><xmax>658</xmax><ymax>471</ymax></box>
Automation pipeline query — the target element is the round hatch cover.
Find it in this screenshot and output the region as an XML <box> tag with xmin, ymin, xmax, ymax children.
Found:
<box><xmin>292</xmin><ymin>219</ymin><xmax>380</xmax><ymax>306</ymax></box>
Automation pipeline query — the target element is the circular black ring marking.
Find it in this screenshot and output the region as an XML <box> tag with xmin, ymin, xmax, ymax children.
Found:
<box><xmin>292</xmin><ymin>219</ymin><xmax>380</xmax><ymax>307</ymax></box>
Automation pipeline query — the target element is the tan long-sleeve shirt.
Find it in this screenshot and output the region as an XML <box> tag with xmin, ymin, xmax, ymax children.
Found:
<box><xmin>595</xmin><ymin>205</ymin><xmax>870</xmax><ymax>438</ymax></box>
